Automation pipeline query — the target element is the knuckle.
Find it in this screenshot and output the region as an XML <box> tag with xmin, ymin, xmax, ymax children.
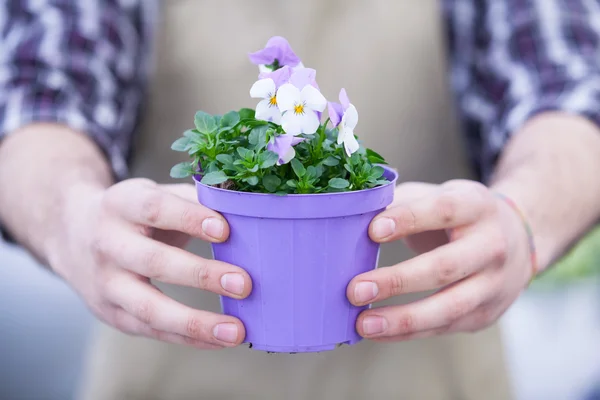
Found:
<box><xmin>435</xmin><ymin>255</ymin><xmax>459</xmax><ymax>286</ymax></box>
<box><xmin>90</xmin><ymin>236</ymin><xmax>110</xmax><ymax>264</ymax></box>
<box><xmin>134</xmin><ymin>299</ymin><xmax>155</xmax><ymax>325</ymax></box>
<box><xmin>179</xmin><ymin>205</ymin><xmax>200</xmax><ymax>236</ymax></box>
<box><xmin>143</xmin><ymin>255</ymin><xmax>166</xmax><ymax>281</ymax></box>
<box><xmin>140</xmin><ymin>248</ymin><xmax>165</xmax><ymax>274</ymax></box>
<box><xmin>386</xmin><ymin>272</ymin><xmax>405</xmax><ymax>296</ymax></box>
<box><xmin>192</xmin><ymin>262</ymin><xmax>212</xmax><ymax>289</ymax></box>
<box><xmin>435</xmin><ymin>193</ymin><xmax>458</xmax><ymax>225</ymax></box>
<box><xmin>446</xmin><ymin>296</ymin><xmax>471</xmax><ymax>323</ymax></box>
<box><xmin>185</xmin><ymin>316</ymin><xmax>208</xmax><ymax>339</ymax></box>
<box><xmin>395</xmin><ymin>313</ymin><xmax>417</xmax><ymax>335</ymax></box>
<box><xmin>488</xmin><ymin>234</ymin><xmax>508</xmax><ymax>266</ymax></box>
<box><xmin>140</xmin><ymin>190</ymin><xmax>163</xmax><ymax>225</ymax></box>
<box><xmin>394</xmin><ymin>205</ymin><xmax>417</xmax><ymax>234</ymax></box>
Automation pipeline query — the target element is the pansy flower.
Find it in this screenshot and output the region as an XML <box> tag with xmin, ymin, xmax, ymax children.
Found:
<box><xmin>328</xmin><ymin>89</ymin><xmax>359</xmax><ymax>156</ymax></box>
<box><xmin>248</xmin><ymin>36</ymin><xmax>303</xmax><ymax>73</ymax></box>
<box><xmin>249</xmin><ymin>66</ymin><xmax>292</xmax><ymax>124</ymax></box>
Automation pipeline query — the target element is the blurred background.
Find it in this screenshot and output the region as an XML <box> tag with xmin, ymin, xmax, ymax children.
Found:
<box><xmin>2</xmin><ymin>229</ymin><xmax>600</xmax><ymax>400</ymax></box>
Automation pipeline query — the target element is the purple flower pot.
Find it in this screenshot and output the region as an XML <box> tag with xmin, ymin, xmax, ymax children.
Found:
<box><xmin>194</xmin><ymin>167</ymin><xmax>397</xmax><ymax>353</ymax></box>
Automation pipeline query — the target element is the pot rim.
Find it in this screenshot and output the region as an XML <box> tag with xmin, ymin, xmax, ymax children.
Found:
<box><xmin>193</xmin><ymin>165</ymin><xmax>398</xmax><ymax>198</ymax></box>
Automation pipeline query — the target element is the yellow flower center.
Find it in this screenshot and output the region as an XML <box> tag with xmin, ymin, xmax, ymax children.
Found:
<box><xmin>294</xmin><ymin>103</ymin><xmax>305</xmax><ymax>115</ymax></box>
<box><xmin>269</xmin><ymin>95</ymin><xmax>277</xmax><ymax>106</ymax></box>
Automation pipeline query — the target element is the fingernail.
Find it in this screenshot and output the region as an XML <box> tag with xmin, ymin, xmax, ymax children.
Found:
<box><xmin>202</xmin><ymin>218</ymin><xmax>224</xmax><ymax>240</ymax></box>
<box><xmin>213</xmin><ymin>323</ymin><xmax>239</xmax><ymax>343</ymax></box>
<box><xmin>372</xmin><ymin>218</ymin><xmax>395</xmax><ymax>239</ymax></box>
<box><xmin>221</xmin><ymin>273</ymin><xmax>245</xmax><ymax>296</ymax></box>
<box><xmin>354</xmin><ymin>281</ymin><xmax>379</xmax><ymax>303</ymax></box>
<box><xmin>362</xmin><ymin>316</ymin><xmax>388</xmax><ymax>335</ymax></box>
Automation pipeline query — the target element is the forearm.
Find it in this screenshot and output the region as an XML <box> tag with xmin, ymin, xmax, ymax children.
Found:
<box><xmin>0</xmin><ymin>124</ymin><xmax>112</xmax><ymax>265</ymax></box>
<box><xmin>490</xmin><ymin>113</ymin><xmax>600</xmax><ymax>271</ymax></box>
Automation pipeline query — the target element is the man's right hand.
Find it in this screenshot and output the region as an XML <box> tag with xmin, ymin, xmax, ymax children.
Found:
<box><xmin>49</xmin><ymin>178</ymin><xmax>252</xmax><ymax>349</ymax></box>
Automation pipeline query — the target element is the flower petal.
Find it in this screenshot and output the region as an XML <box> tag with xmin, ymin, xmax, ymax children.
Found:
<box><xmin>290</xmin><ymin>68</ymin><xmax>318</xmax><ymax>90</ymax></box>
<box><xmin>259</xmin><ymin>66</ymin><xmax>292</xmax><ymax>89</ymax></box>
<box><xmin>343</xmin><ymin>131</ymin><xmax>360</xmax><ymax>157</ymax></box>
<box><xmin>339</xmin><ymin>88</ymin><xmax>351</xmax><ymax>110</ymax></box>
<box><xmin>248</xmin><ymin>46</ymin><xmax>280</xmax><ymax>65</ymax></box>
<box><xmin>265</xmin><ymin>36</ymin><xmax>301</xmax><ymax>66</ymax></box>
<box><xmin>279</xmin><ymin>145</ymin><xmax>296</xmax><ymax>164</ymax></box>
<box><xmin>276</xmin><ymin>83</ymin><xmax>301</xmax><ymax>113</ymax></box>
<box><xmin>301</xmin><ymin>85</ymin><xmax>327</xmax><ymax>112</ymax></box>
<box><xmin>256</xmin><ymin>99</ymin><xmax>281</xmax><ymax>124</ymax></box>
<box><xmin>281</xmin><ymin>110</ymin><xmax>320</xmax><ymax>135</ymax></box>
<box><xmin>328</xmin><ymin>102</ymin><xmax>343</xmax><ymax>127</ymax></box>
<box><xmin>250</xmin><ymin>78</ymin><xmax>276</xmax><ymax>99</ymax></box>
<box><xmin>342</xmin><ymin>104</ymin><xmax>359</xmax><ymax>130</ymax></box>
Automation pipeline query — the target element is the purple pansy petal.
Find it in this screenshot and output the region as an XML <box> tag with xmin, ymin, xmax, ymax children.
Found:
<box><xmin>339</xmin><ymin>88</ymin><xmax>350</xmax><ymax>110</ymax></box>
<box><xmin>328</xmin><ymin>102</ymin><xmax>343</xmax><ymax>127</ymax></box>
<box><xmin>267</xmin><ymin>134</ymin><xmax>305</xmax><ymax>164</ymax></box>
<box><xmin>265</xmin><ymin>36</ymin><xmax>301</xmax><ymax>66</ymax></box>
<box><xmin>248</xmin><ymin>36</ymin><xmax>301</xmax><ymax>67</ymax></box>
<box><xmin>259</xmin><ymin>65</ymin><xmax>292</xmax><ymax>88</ymax></box>
<box><xmin>248</xmin><ymin>46</ymin><xmax>280</xmax><ymax>65</ymax></box>
<box><xmin>290</xmin><ymin>68</ymin><xmax>319</xmax><ymax>90</ymax></box>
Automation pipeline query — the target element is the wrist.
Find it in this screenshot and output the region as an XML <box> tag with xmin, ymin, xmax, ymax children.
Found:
<box><xmin>493</xmin><ymin>191</ymin><xmax>538</xmax><ymax>283</ymax></box>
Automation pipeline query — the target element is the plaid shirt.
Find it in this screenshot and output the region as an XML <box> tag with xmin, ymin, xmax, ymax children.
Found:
<box><xmin>1</xmin><ymin>0</ymin><xmax>600</xmax><ymax>181</ymax></box>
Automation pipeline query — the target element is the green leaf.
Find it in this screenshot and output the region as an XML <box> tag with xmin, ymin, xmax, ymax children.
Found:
<box><xmin>369</xmin><ymin>166</ymin><xmax>385</xmax><ymax>180</ymax></box>
<box><xmin>216</xmin><ymin>154</ymin><xmax>234</xmax><ymax>165</ymax></box>
<box><xmin>170</xmin><ymin>162</ymin><xmax>194</xmax><ymax>179</ymax></box>
<box><xmin>237</xmin><ymin>147</ymin><xmax>251</xmax><ymax>159</ymax></box>
<box><xmin>194</xmin><ymin>111</ymin><xmax>217</xmax><ymax>134</ymax></box>
<box><xmin>245</xmin><ymin>176</ymin><xmax>259</xmax><ymax>186</ymax></box>
<box><xmin>314</xmin><ymin>164</ymin><xmax>324</xmax><ymax>179</ymax></box>
<box><xmin>249</xmin><ymin>126</ymin><xmax>268</xmax><ymax>150</ymax></box>
<box><xmin>214</xmin><ymin>115</ymin><xmax>222</xmax><ymax>126</ymax></box>
<box><xmin>259</xmin><ymin>151</ymin><xmax>279</xmax><ymax>168</ymax></box>
<box><xmin>329</xmin><ymin>178</ymin><xmax>350</xmax><ymax>189</ymax></box>
<box><xmin>344</xmin><ymin>164</ymin><xmax>353</xmax><ymax>173</ymax></box>
<box><xmin>374</xmin><ymin>179</ymin><xmax>389</xmax><ymax>185</ymax></box>
<box><xmin>249</xmin><ymin>164</ymin><xmax>259</xmax><ymax>173</ymax></box>
<box><xmin>200</xmin><ymin>171</ymin><xmax>228</xmax><ymax>185</ymax></box>
<box><xmin>206</xmin><ymin>161</ymin><xmax>219</xmax><ymax>173</ymax></box>
<box><xmin>183</xmin><ymin>129</ymin><xmax>199</xmax><ymax>139</ymax></box>
<box><xmin>274</xmin><ymin>191</ymin><xmax>288</xmax><ymax>196</ymax></box>
<box><xmin>262</xmin><ymin>175</ymin><xmax>281</xmax><ymax>192</ymax></box>
<box><xmin>366</xmin><ymin>148</ymin><xmax>386</xmax><ymax>161</ymax></box>
<box><xmin>286</xmin><ymin>180</ymin><xmax>297</xmax><ymax>188</ymax></box>
<box><xmin>239</xmin><ymin>108</ymin><xmax>256</xmax><ymax>120</ymax></box>
<box><xmin>322</xmin><ymin>156</ymin><xmax>339</xmax><ymax>166</ymax></box>
<box><xmin>361</xmin><ymin>163</ymin><xmax>372</xmax><ymax>175</ymax></box>
<box><xmin>290</xmin><ymin>159</ymin><xmax>306</xmax><ymax>178</ymax></box>
<box><xmin>221</xmin><ymin>111</ymin><xmax>240</xmax><ymax>128</ymax></box>
<box><xmin>306</xmin><ymin>166</ymin><xmax>317</xmax><ymax>179</ymax></box>
<box><xmin>171</xmin><ymin>137</ymin><xmax>191</xmax><ymax>152</ymax></box>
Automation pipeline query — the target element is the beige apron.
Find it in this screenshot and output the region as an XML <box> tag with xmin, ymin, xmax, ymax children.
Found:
<box><xmin>78</xmin><ymin>1</ymin><xmax>513</xmax><ymax>399</ymax></box>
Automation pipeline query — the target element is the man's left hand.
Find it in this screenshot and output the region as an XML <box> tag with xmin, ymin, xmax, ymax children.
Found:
<box><xmin>347</xmin><ymin>180</ymin><xmax>532</xmax><ymax>341</ymax></box>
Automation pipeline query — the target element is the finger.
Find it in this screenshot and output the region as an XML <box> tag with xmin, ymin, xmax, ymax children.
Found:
<box><xmin>370</xmin><ymin>326</ymin><xmax>452</xmax><ymax>343</ymax></box>
<box><xmin>108</xmin><ymin>181</ymin><xmax>229</xmax><ymax>242</ymax></box>
<box><xmin>348</xmin><ymin>232</ymin><xmax>506</xmax><ymax>304</ymax></box>
<box><xmin>369</xmin><ymin>182</ymin><xmax>490</xmax><ymax>242</ymax></box>
<box><xmin>99</xmin><ymin>229</ymin><xmax>251</xmax><ymax>298</ymax></box>
<box><xmin>161</xmin><ymin>183</ymin><xmax>199</xmax><ymax>203</ymax></box>
<box><xmin>355</xmin><ymin>272</ymin><xmax>494</xmax><ymax>339</ymax></box>
<box><xmin>109</xmin><ymin>306</ymin><xmax>224</xmax><ymax>350</ymax></box>
<box><xmin>105</xmin><ymin>275</ymin><xmax>246</xmax><ymax>347</ymax></box>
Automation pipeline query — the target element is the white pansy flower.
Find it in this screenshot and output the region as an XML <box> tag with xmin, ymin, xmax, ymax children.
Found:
<box><xmin>276</xmin><ymin>83</ymin><xmax>327</xmax><ymax>135</ymax></box>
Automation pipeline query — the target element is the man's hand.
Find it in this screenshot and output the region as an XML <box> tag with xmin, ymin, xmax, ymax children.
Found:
<box><xmin>50</xmin><ymin>179</ymin><xmax>252</xmax><ymax>349</ymax></box>
<box><xmin>346</xmin><ymin>180</ymin><xmax>531</xmax><ymax>341</ymax></box>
